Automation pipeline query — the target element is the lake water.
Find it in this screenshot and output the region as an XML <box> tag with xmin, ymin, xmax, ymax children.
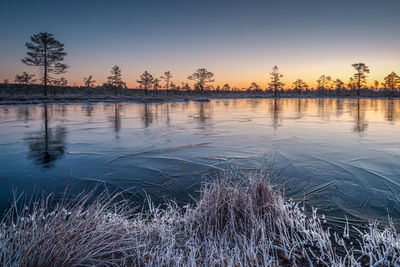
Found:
<box><xmin>0</xmin><ymin>98</ymin><xmax>399</xmax><ymax>226</ymax></box>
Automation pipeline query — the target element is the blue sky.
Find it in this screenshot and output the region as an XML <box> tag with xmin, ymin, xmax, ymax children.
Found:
<box><xmin>1</xmin><ymin>0</ymin><xmax>399</xmax><ymax>87</ymax></box>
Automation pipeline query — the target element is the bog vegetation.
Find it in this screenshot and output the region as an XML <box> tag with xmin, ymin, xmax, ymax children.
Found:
<box><xmin>0</xmin><ymin>169</ymin><xmax>399</xmax><ymax>266</ymax></box>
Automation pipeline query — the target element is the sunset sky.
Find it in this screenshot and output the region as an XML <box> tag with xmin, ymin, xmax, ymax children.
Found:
<box><xmin>1</xmin><ymin>0</ymin><xmax>399</xmax><ymax>88</ymax></box>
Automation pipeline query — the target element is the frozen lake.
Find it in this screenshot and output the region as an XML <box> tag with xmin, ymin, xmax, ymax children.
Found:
<box><xmin>0</xmin><ymin>98</ymin><xmax>399</xmax><ymax>226</ymax></box>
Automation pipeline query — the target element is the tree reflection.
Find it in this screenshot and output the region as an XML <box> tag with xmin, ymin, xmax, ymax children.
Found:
<box><xmin>25</xmin><ymin>104</ymin><xmax>67</xmax><ymax>168</ymax></box>
<box><xmin>384</xmin><ymin>99</ymin><xmax>399</xmax><ymax>123</ymax></box>
<box><xmin>141</xmin><ymin>103</ymin><xmax>154</xmax><ymax>128</ymax></box>
<box><xmin>108</xmin><ymin>103</ymin><xmax>121</xmax><ymax>137</ymax></box>
<box><xmin>82</xmin><ymin>103</ymin><xmax>94</xmax><ymax>117</ymax></box>
<box><xmin>194</xmin><ymin>102</ymin><xmax>212</xmax><ymax>126</ymax></box>
<box><xmin>353</xmin><ymin>99</ymin><xmax>368</xmax><ymax>134</ymax></box>
<box><xmin>270</xmin><ymin>98</ymin><xmax>281</xmax><ymax>129</ymax></box>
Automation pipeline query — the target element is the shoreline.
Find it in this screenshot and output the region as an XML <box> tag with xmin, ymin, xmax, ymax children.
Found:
<box><xmin>0</xmin><ymin>93</ymin><xmax>399</xmax><ymax>105</ymax></box>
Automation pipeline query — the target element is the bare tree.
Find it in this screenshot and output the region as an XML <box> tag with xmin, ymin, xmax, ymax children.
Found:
<box><xmin>188</xmin><ymin>68</ymin><xmax>214</xmax><ymax>92</ymax></box>
<box><xmin>161</xmin><ymin>71</ymin><xmax>173</xmax><ymax>90</ymax></box>
<box><xmin>384</xmin><ymin>72</ymin><xmax>400</xmax><ymax>91</ymax></box>
<box><xmin>83</xmin><ymin>75</ymin><xmax>96</xmax><ymax>87</ymax></box>
<box><xmin>107</xmin><ymin>65</ymin><xmax>124</xmax><ymax>95</ymax></box>
<box><xmin>352</xmin><ymin>63</ymin><xmax>370</xmax><ymax>97</ymax></box>
<box><xmin>14</xmin><ymin>72</ymin><xmax>36</xmax><ymax>85</ymax></box>
<box><xmin>268</xmin><ymin>66</ymin><xmax>284</xmax><ymax>97</ymax></box>
<box><xmin>137</xmin><ymin>71</ymin><xmax>155</xmax><ymax>95</ymax></box>
<box><xmin>22</xmin><ymin>32</ymin><xmax>68</xmax><ymax>96</ymax></box>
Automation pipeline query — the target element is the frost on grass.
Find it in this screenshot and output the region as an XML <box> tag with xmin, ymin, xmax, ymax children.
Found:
<box><xmin>0</xmin><ymin>169</ymin><xmax>399</xmax><ymax>266</ymax></box>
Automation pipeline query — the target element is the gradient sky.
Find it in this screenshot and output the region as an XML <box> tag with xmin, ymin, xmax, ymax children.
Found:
<box><xmin>1</xmin><ymin>0</ymin><xmax>399</xmax><ymax>88</ymax></box>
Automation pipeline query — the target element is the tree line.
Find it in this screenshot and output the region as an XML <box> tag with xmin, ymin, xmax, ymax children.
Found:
<box><xmin>5</xmin><ymin>32</ymin><xmax>400</xmax><ymax>97</ymax></box>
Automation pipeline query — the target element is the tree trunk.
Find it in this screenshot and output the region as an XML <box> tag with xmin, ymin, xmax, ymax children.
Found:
<box><xmin>44</xmin><ymin>44</ymin><xmax>48</xmax><ymax>96</ymax></box>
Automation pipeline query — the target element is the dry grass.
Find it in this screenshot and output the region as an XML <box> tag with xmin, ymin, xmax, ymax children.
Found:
<box><xmin>0</xmin><ymin>169</ymin><xmax>399</xmax><ymax>266</ymax></box>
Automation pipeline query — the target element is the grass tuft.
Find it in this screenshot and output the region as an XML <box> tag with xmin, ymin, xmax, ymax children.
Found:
<box><xmin>1</xmin><ymin>170</ymin><xmax>399</xmax><ymax>266</ymax></box>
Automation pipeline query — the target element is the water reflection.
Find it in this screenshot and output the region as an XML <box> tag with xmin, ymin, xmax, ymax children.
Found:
<box><xmin>194</xmin><ymin>102</ymin><xmax>212</xmax><ymax>126</ymax></box>
<box><xmin>270</xmin><ymin>98</ymin><xmax>282</xmax><ymax>129</ymax></box>
<box><xmin>25</xmin><ymin>104</ymin><xmax>67</xmax><ymax>168</ymax></box>
<box><xmin>385</xmin><ymin>99</ymin><xmax>400</xmax><ymax>123</ymax></box>
<box><xmin>141</xmin><ymin>103</ymin><xmax>154</xmax><ymax>128</ymax></box>
<box><xmin>353</xmin><ymin>99</ymin><xmax>368</xmax><ymax>134</ymax></box>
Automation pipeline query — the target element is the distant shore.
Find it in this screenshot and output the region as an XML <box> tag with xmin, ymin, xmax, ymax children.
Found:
<box><xmin>1</xmin><ymin>91</ymin><xmax>399</xmax><ymax>105</ymax></box>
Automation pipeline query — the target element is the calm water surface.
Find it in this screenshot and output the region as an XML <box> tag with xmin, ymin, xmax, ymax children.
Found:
<box><xmin>0</xmin><ymin>98</ymin><xmax>399</xmax><ymax>225</ymax></box>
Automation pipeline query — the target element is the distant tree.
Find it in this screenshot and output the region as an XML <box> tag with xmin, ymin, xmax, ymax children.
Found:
<box><xmin>334</xmin><ymin>79</ymin><xmax>344</xmax><ymax>90</ymax></box>
<box><xmin>352</xmin><ymin>63</ymin><xmax>370</xmax><ymax>96</ymax></box>
<box><xmin>14</xmin><ymin>72</ymin><xmax>36</xmax><ymax>85</ymax></box>
<box><xmin>169</xmin><ymin>81</ymin><xmax>177</xmax><ymax>90</ymax></box>
<box><xmin>248</xmin><ymin>82</ymin><xmax>261</xmax><ymax>91</ymax></box>
<box><xmin>161</xmin><ymin>71</ymin><xmax>173</xmax><ymax>90</ymax></box>
<box><xmin>188</xmin><ymin>68</ymin><xmax>214</xmax><ymax>92</ymax></box>
<box><xmin>83</xmin><ymin>75</ymin><xmax>96</xmax><ymax>87</ymax></box>
<box><xmin>22</xmin><ymin>32</ymin><xmax>68</xmax><ymax>96</ymax></box>
<box><xmin>137</xmin><ymin>71</ymin><xmax>155</xmax><ymax>95</ymax></box>
<box><xmin>374</xmin><ymin>80</ymin><xmax>380</xmax><ymax>90</ymax></box>
<box><xmin>384</xmin><ymin>72</ymin><xmax>400</xmax><ymax>91</ymax></box>
<box><xmin>107</xmin><ymin>65</ymin><xmax>124</xmax><ymax>95</ymax></box>
<box><xmin>268</xmin><ymin>66</ymin><xmax>284</xmax><ymax>97</ymax></box>
<box><xmin>222</xmin><ymin>83</ymin><xmax>230</xmax><ymax>91</ymax></box>
<box><xmin>153</xmin><ymin>78</ymin><xmax>161</xmax><ymax>90</ymax></box>
<box><xmin>293</xmin><ymin>79</ymin><xmax>308</xmax><ymax>93</ymax></box>
<box><xmin>54</xmin><ymin>77</ymin><xmax>68</xmax><ymax>87</ymax></box>
<box><xmin>182</xmin><ymin>82</ymin><xmax>190</xmax><ymax>91</ymax></box>
<box><xmin>316</xmin><ymin>75</ymin><xmax>332</xmax><ymax>89</ymax></box>
<box><xmin>347</xmin><ymin>77</ymin><xmax>357</xmax><ymax>90</ymax></box>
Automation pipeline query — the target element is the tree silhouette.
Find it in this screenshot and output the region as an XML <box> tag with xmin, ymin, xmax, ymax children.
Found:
<box><xmin>153</xmin><ymin>78</ymin><xmax>161</xmax><ymax>91</ymax></box>
<box><xmin>268</xmin><ymin>66</ymin><xmax>284</xmax><ymax>97</ymax></box>
<box><xmin>107</xmin><ymin>65</ymin><xmax>124</xmax><ymax>95</ymax></box>
<box><xmin>248</xmin><ymin>82</ymin><xmax>261</xmax><ymax>91</ymax></box>
<box><xmin>334</xmin><ymin>79</ymin><xmax>344</xmax><ymax>90</ymax></box>
<box><xmin>14</xmin><ymin>72</ymin><xmax>36</xmax><ymax>85</ymax></box>
<box><xmin>22</xmin><ymin>32</ymin><xmax>68</xmax><ymax>96</ymax></box>
<box><xmin>188</xmin><ymin>68</ymin><xmax>214</xmax><ymax>92</ymax></box>
<box><xmin>84</xmin><ymin>75</ymin><xmax>96</xmax><ymax>87</ymax></box>
<box><xmin>374</xmin><ymin>80</ymin><xmax>380</xmax><ymax>90</ymax></box>
<box><xmin>222</xmin><ymin>83</ymin><xmax>230</xmax><ymax>91</ymax></box>
<box><xmin>137</xmin><ymin>71</ymin><xmax>155</xmax><ymax>95</ymax></box>
<box><xmin>169</xmin><ymin>82</ymin><xmax>177</xmax><ymax>90</ymax></box>
<box><xmin>293</xmin><ymin>79</ymin><xmax>308</xmax><ymax>94</ymax></box>
<box><xmin>53</xmin><ymin>77</ymin><xmax>68</xmax><ymax>87</ymax></box>
<box><xmin>161</xmin><ymin>71</ymin><xmax>173</xmax><ymax>90</ymax></box>
<box><xmin>347</xmin><ymin>77</ymin><xmax>357</xmax><ymax>90</ymax></box>
<box><xmin>383</xmin><ymin>72</ymin><xmax>400</xmax><ymax>91</ymax></box>
<box><xmin>316</xmin><ymin>75</ymin><xmax>332</xmax><ymax>90</ymax></box>
<box><xmin>352</xmin><ymin>63</ymin><xmax>370</xmax><ymax>97</ymax></box>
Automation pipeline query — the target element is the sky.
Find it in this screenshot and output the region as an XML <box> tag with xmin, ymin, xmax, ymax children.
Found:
<box><xmin>0</xmin><ymin>0</ymin><xmax>399</xmax><ymax>88</ymax></box>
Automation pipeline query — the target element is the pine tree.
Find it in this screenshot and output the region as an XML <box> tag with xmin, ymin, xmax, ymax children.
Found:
<box><xmin>22</xmin><ymin>32</ymin><xmax>68</xmax><ymax>96</ymax></box>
